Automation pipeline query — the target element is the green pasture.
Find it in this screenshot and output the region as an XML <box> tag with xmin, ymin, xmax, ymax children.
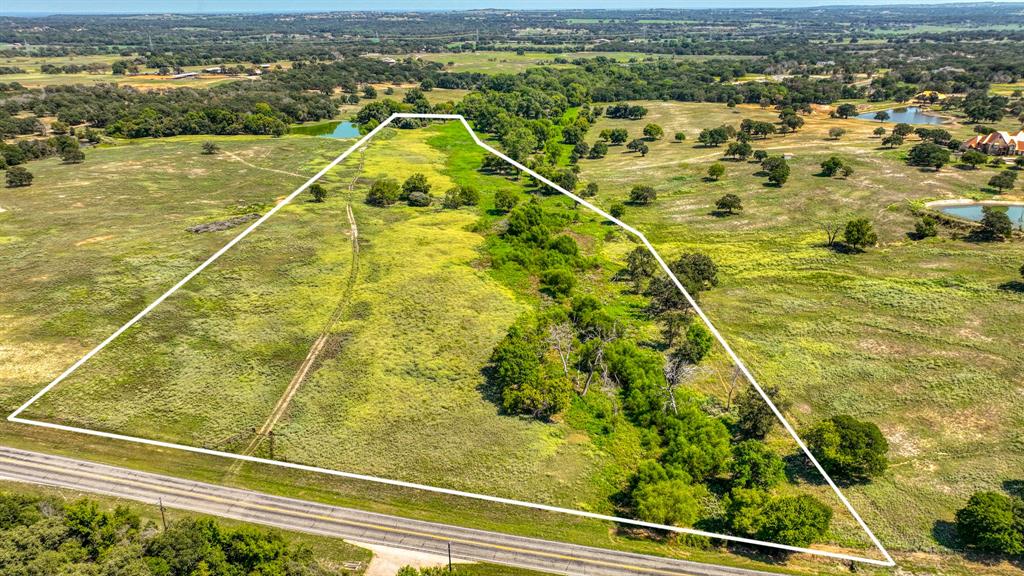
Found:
<box><xmin>3</xmin><ymin>107</ymin><xmax>1023</xmax><ymax>574</ymax></box>
<box><xmin>576</xmin><ymin>101</ymin><xmax>1024</xmax><ymax>556</ymax></box>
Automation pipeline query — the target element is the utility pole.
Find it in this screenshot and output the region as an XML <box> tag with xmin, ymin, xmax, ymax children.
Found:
<box><xmin>268</xmin><ymin>430</ymin><xmax>275</xmax><ymax>460</ymax></box>
<box><xmin>158</xmin><ymin>498</ymin><xmax>167</xmax><ymax>531</ymax></box>
<box><xmin>447</xmin><ymin>542</ymin><xmax>452</xmax><ymax>572</ymax></box>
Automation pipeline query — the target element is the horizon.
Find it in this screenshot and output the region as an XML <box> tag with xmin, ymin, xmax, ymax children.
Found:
<box><xmin>5</xmin><ymin>0</ymin><xmax>1024</xmax><ymax>17</ymax></box>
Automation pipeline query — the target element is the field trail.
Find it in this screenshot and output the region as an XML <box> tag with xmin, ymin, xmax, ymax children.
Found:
<box><xmin>229</xmin><ymin>151</ymin><xmax>364</xmax><ymax>470</ymax></box>
<box><xmin>221</xmin><ymin>149</ymin><xmax>308</xmax><ymax>179</ymax></box>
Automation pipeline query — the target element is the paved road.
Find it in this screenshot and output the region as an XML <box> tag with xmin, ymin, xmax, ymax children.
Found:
<box><xmin>0</xmin><ymin>446</ymin><xmax>781</xmax><ymax>576</ymax></box>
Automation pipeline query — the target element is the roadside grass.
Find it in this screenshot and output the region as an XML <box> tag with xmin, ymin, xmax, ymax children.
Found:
<box><xmin>577</xmin><ymin>101</ymin><xmax>1024</xmax><ymax>554</ymax></box>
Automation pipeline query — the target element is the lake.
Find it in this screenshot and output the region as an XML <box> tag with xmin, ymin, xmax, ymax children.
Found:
<box><xmin>856</xmin><ymin>106</ymin><xmax>947</xmax><ymax>125</ymax></box>
<box><xmin>938</xmin><ymin>203</ymin><xmax>1024</xmax><ymax>229</ymax></box>
<box><xmin>290</xmin><ymin>120</ymin><xmax>360</xmax><ymax>138</ymax></box>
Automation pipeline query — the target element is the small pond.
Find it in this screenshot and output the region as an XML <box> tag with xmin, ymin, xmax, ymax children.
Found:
<box><xmin>937</xmin><ymin>203</ymin><xmax>1024</xmax><ymax>230</ymax></box>
<box><xmin>856</xmin><ymin>106</ymin><xmax>947</xmax><ymax>125</ymax></box>
<box><xmin>291</xmin><ymin>120</ymin><xmax>360</xmax><ymax>138</ymax></box>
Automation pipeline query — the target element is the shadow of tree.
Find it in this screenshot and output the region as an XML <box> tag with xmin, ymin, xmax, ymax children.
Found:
<box><xmin>998</xmin><ymin>280</ymin><xmax>1024</xmax><ymax>293</ymax></box>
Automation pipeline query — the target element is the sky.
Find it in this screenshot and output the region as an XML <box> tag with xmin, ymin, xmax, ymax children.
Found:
<box><xmin>3</xmin><ymin>0</ymin><xmax>1021</xmax><ymax>16</ymax></box>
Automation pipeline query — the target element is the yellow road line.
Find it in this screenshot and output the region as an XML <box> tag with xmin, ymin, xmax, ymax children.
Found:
<box><xmin>0</xmin><ymin>456</ymin><xmax>700</xmax><ymax>576</ymax></box>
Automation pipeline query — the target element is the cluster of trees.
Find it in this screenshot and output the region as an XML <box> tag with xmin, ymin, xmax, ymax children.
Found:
<box><xmin>0</xmin><ymin>492</ymin><xmax>332</xmax><ymax>575</ymax></box>
<box><xmin>605</xmin><ymin>102</ymin><xmax>648</xmax><ymax>120</ymax></box>
<box><xmin>0</xmin><ymin>133</ymin><xmax>87</xmax><ymax>182</ymax></box>
<box><xmin>364</xmin><ymin>172</ymin><xmax>458</xmax><ymax>208</ymax></box>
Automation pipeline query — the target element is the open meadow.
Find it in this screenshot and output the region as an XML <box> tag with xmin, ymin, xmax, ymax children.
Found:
<box><xmin>1</xmin><ymin>109</ymin><xmax>1022</xmax><ymax>575</ymax></box>
<box><xmin>575</xmin><ymin>101</ymin><xmax>1024</xmax><ymax>558</ymax></box>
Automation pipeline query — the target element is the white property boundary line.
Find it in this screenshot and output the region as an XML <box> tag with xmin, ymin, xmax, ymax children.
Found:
<box><xmin>9</xmin><ymin>113</ymin><xmax>895</xmax><ymax>568</ymax></box>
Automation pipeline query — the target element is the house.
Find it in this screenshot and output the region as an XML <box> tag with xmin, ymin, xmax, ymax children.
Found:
<box><xmin>962</xmin><ymin>130</ymin><xmax>1024</xmax><ymax>156</ymax></box>
<box><xmin>170</xmin><ymin>71</ymin><xmax>198</xmax><ymax>80</ymax></box>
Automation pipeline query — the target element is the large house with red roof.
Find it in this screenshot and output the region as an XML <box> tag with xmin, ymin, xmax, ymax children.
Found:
<box><xmin>962</xmin><ymin>129</ymin><xmax>1024</xmax><ymax>156</ymax></box>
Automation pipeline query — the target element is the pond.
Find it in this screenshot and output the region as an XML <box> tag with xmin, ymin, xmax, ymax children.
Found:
<box><xmin>856</xmin><ymin>106</ymin><xmax>947</xmax><ymax>125</ymax></box>
<box><xmin>290</xmin><ymin>120</ymin><xmax>360</xmax><ymax>139</ymax></box>
<box><xmin>937</xmin><ymin>203</ymin><xmax>1024</xmax><ymax>230</ymax></box>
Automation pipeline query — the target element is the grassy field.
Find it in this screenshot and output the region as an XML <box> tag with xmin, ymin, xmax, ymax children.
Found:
<box><xmin>409</xmin><ymin>51</ymin><xmax>736</xmax><ymax>74</ymax></box>
<box><xmin>3</xmin><ymin>110</ymin><xmax>1023</xmax><ymax>574</ymax></box>
<box><xmin>0</xmin><ymin>53</ymin><xmax>283</xmax><ymax>89</ymax></box>
<box><xmin>575</xmin><ymin>101</ymin><xmax>1024</xmax><ymax>561</ymax></box>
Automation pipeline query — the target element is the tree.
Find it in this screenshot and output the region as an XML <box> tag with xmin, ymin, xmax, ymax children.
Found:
<box><xmin>490</xmin><ymin>323</ymin><xmax>571</xmax><ymax>419</ymax></box>
<box><xmin>625</xmin><ymin>246</ymin><xmax>657</xmax><ymax>292</ymax></box>
<box><xmin>661</xmin><ymin>406</ymin><xmax>731</xmax><ymax>481</ymax></box>
<box><xmin>677</xmin><ymin>322</ymin><xmax>713</xmax><ymax>364</ymax></box>
<box><xmin>609</xmin><ymin>203</ymin><xmax>625</xmax><ymax>218</ymax></box>
<box><xmin>806</xmin><ymin>415</ymin><xmax>889</xmax><ymax>481</ymax></box>
<box><xmin>402</xmin><ymin>173</ymin><xmax>431</xmax><ymax>200</ymax></box>
<box><xmin>829</xmin><ymin>127</ymin><xmax>847</xmax><ymax>140</ymax></box>
<box><xmin>835</xmin><ymin>103</ymin><xmax>858</xmax><ymax>118</ymax></box>
<box><xmin>980</xmin><ymin>206</ymin><xmax>1013</xmax><ymax>240</ymax></box>
<box><xmin>643</xmin><ymin>123</ymin><xmax>664</xmax><ymax>140</ymax></box>
<box><xmin>914</xmin><ymin>215</ymin><xmax>938</xmax><ymax>239</ymax></box>
<box><xmin>954</xmin><ymin>492</ymin><xmax>1024</xmax><ymax>554</ymax></box>
<box><xmin>609</xmin><ymin>128</ymin><xmax>629</xmax><ymax>145</ymax></box>
<box><xmin>893</xmin><ymin>123</ymin><xmax>914</xmax><ymax>137</ymax></box>
<box><xmin>707</xmin><ymin>163</ymin><xmax>725</xmax><ymax>181</ymax></box>
<box><xmin>752</xmin><ymin>149</ymin><xmax>768</xmax><ymax>162</ymax></box>
<box><xmin>726</xmin><ymin>489</ymin><xmax>832</xmax><ymax>547</ymax></box>
<box><xmin>61</xmin><ymin>147</ymin><xmax>85</xmax><ymax>163</ymax></box>
<box><xmin>633</xmin><ymin>479</ymin><xmax>704</xmax><ymax>526</ymax></box>
<box><xmin>731</xmin><ymin>440</ymin><xmax>786</xmax><ymax>489</ymax></box>
<box><xmin>882</xmin><ymin>134</ymin><xmax>904</xmax><ymax>148</ymax></box>
<box><xmin>697</xmin><ymin>127</ymin><xmax>729</xmax><ymax>147</ymax></box>
<box><xmin>309</xmin><ymin>183</ymin><xmax>327</xmax><ymax>203</ymax></box>
<box><xmin>581</xmin><ymin>182</ymin><xmax>599</xmax><ymax>197</ymax></box>
<box><xmin>989</xmin><ymin>170</ymin><xmax>1018</xmax><ymax>192</ymax></box>
<box><xmin>629</xmin><ymin>184</ymin><xmax>657</xmax><ymax>205</ymax></box>
<box><xmin>874</xmin><ymin>110</ymin><xmax>891</xmax><ymax>122</ymax></box>
<box><xmin>674</xmin><ymin>131</ymin><xmax>686</xmax><ymax>143</ymax></box>
<box><xmin>765</xmin><ymin>157</ymin><xmax>790</xmax><ymax>186</ymax></box>
<box><xmin>843</xmin><ymin>217</ymin><xmax>877</xmax><ymax>251</ymax></box>
<box><xmin>365</xmin><ymin>178</ymin><xmax>400</xmax><ymax>206</ymax></box>
<box><xmin>961</xmin><ymin>149</ymin><xmax>988</xmax><ymax>169</ymax></box>
<box><xmin>494</xmin><ymin>188</ymin><xmax>519</xmax><ymax>213</ymax></box>
<box><xmin>820</xmin><ymin>155</ymin><xmax>846</xmax><ymax>177</ymax></box>
<box><xmin>725</xmin><ymin>141</ymin><xmax>752</xmax><ymax>160</ymax></box>
<box><xmin>5</xmin><ymin>166</ymin><xmax>32</xmax><ymax>187</ymax></box>
<box><xmin>588</xmin><ymin>141</ymin><xmax>608</xmax><ymax>159</ymax></box>
<box><xmin>736</xmin><ymin>384</ymin><xmax>789</xmax><ymax>440</ymax></box>
<box><xmin>908</xmin><ymin>142</ymin><xmax>951</xmax><ymax>171</ymax></box>
<box><xmin>872</xmin><ymin>126</ymin><xmax>886</xmax><ymax>137</ymax></box>
<box><xmin>540</xmin><ymin>268</ymin><xmax>576</xmax><ymax>298</ymax></box>
<box><xmin>636</xmin><ymin>142</ymin><xmax>649</xmax><ymax>157</ymax></box>
<box><xmin>201</xmin><ymin>141</ymin><xmax>220</xmax><ymax>155</ymax></box>
<box><xmin>715</xmin><ymin>193</ymin><xmax>742</xmax><ymax>214</ymax></box>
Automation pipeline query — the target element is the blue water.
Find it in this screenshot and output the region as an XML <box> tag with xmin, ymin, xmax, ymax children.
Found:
<box><xmin>939</xmin><ymin>204</ymin><xmax>1024</xmax><ymax>229</ymax></box>
<box><xmin>856</xmin><ymin>106</ymin><xmax>946</xmax><ymax>125</ymax></box>
<box><xmin>291</xmin><ymin>121</ymin><xmax>360</xmax><ymax>138</ymax></box>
